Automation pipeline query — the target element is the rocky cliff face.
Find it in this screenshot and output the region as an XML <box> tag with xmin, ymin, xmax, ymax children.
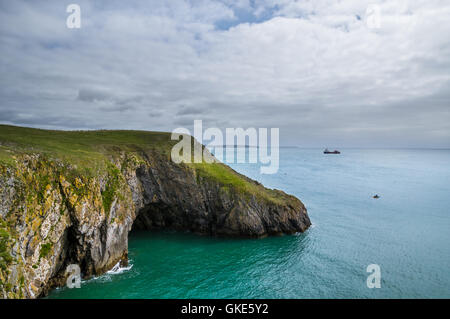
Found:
<box><xmin>0</xmin><ymin>130</ymin><xmax>310</xmax><ymax>299</ymax></box>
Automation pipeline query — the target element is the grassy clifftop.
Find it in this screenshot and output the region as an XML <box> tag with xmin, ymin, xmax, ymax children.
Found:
<box><xmin>0</xmin><ymin>125</ymin><xmax>292</xmax><ymax>205</ymax></box>
<box><xmin>0</xmin><ymin>125</ymin><xmax>174</xmax><ymax>167</ymax></box>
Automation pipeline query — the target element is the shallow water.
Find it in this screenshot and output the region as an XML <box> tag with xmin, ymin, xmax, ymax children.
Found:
<box><xmin>47</xmin><ymin>149</ymin><xmax>450</xmax><ymax>298</ymax></box>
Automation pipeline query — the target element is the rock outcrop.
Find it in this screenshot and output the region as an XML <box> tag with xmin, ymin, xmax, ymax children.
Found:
<box><xmin>0</xmin><ymin>126</ymin><xmax>310</xmax><ymax>299</ymax></box>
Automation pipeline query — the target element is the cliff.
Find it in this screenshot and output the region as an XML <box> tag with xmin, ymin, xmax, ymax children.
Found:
<box><xmin>0</xmin><ymin>125</ymin><xmax>310</xmax><ymax>298</ymax></box>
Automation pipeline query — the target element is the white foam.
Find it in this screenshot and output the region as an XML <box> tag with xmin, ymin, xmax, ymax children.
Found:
<box><xmin>106</xmin><ymin>261</ymin><xmax>133</xmax><ymax>275</ymax></box>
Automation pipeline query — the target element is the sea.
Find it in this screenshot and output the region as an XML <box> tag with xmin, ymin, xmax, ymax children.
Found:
<box><xmin>47</xmin><ymin>148</ymin><xmax>450</xmax><ymax>298</ymax></box>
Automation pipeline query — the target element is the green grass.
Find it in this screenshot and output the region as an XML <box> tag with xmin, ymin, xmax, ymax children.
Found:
<box><xmin>0</xmin><ymin>125</ymin><xmax>294</xmax><ymax>206</ymax></box>
<box><xmin>191</xmin><ymin>161</ymin><xmax>290</xmax><ymax>205</ymax></box>
<box><xmin>39</xmin><ymin>242</ymin><xmax>53</xmax><ymax>259</ymax></box>
<box><xmin>0</xmin><ymin>125</ymin><xmax>175</xmax><ymax>168</ymax></box>
<box><xmin>0</xmin><ymin>220</ymin><xmax>13</xmax><ymax>271</ymax></box>
<box><xmin>101</xmin><ymin>165</ymin><xmax>122</xmax><ymax>215</ymax></box>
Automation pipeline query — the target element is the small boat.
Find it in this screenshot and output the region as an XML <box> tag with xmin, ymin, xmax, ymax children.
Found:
<box><xmin>373</xmin><ymin>194</ymin><xmax>380</xmax><ymax>199</ymax></box>
<box><xmin>324</xmin><ymin>148</ymin><xmax>340</xmax><ymax>154</ymax></box>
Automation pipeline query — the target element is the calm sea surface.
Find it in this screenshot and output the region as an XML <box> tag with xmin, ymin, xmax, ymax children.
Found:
<box><xmin>47</xmin><ymin>149</ymin><xmax>450</xmax><ymax>298</ymax></box>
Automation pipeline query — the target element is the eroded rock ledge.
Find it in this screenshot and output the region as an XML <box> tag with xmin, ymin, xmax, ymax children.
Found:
<box><xmin>0</xmin><ymin>132</ymin><xmax>310</xmax><ymax>299</ymax></box>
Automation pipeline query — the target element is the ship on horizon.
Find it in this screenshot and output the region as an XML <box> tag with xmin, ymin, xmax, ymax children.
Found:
<box><xmin>324</xmin><ymin>148</ymin><xmax>341</xmax><ymax>154</ymax></box>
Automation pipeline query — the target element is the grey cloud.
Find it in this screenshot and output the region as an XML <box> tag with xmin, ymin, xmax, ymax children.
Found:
<box><xmin>173</xmin><ymin>117</ymin><xmax>196</xmax><ymax>126</ymax></box>
<box><xmin>0</xmin><ymin>0</ymin><xmax>449</xmax><ymax>148</ymax></box>
<box><xmin>0</xmin><ymin>109</ymin><xmax>18</xmax><ymax>122</ymax></box>
<box><xmin>78</xmin><ymin>89</ymin><xmax>144</xmax><ymax>113</ymax></box>
<box><xmin>176</xmin><ymin>106</ymin><xmax>205</xmax><ymax>116</ymax></box>
<box><xmin>99</xmin><ymin>105</ymin><xmax>136</xmax><ymax>112</ymax></box>
<box><xmin>78</xmin><ymin>88</ymin><xmax>111</xmax><ymax>102</ymax></box>
<box><xmin>0</xmin><ymin>108</ymin><xmax>94</xmax><ymax>129</ymax></box>
<box><xmin>149</xmin><ymin>111</ymin><xmax>163</xmax><ymax>117</ymax></box>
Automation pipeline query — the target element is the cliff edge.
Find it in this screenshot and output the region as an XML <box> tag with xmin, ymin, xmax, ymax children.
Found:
<box><xmin>0</xmin><ymin>125</ymin><xmax>310</xmax><ymax>298</ymax></box>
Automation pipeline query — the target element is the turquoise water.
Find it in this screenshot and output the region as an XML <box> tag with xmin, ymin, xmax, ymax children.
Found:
<box><xmin>47</xmin><ymin>149</ymin><xmax>450</xmax><ymax>298</ymax></box>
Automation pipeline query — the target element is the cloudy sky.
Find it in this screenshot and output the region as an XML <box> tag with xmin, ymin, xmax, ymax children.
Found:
<box><xmin>0</xmin><ymin>0</ymin><xmax>449</xmax><ymax>147</ymax></box>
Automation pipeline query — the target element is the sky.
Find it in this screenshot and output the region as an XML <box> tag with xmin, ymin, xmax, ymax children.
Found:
<box><xmin>0</xmin><ymin>0</ymin><xmax>449</xmax><ymax>148</ymax></box>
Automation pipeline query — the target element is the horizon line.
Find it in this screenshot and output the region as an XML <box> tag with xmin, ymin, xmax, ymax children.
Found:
<box><xmin>1</xmin><ymin>123</ymin><xmax>449</xmax><ymax>150</ymax></box>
